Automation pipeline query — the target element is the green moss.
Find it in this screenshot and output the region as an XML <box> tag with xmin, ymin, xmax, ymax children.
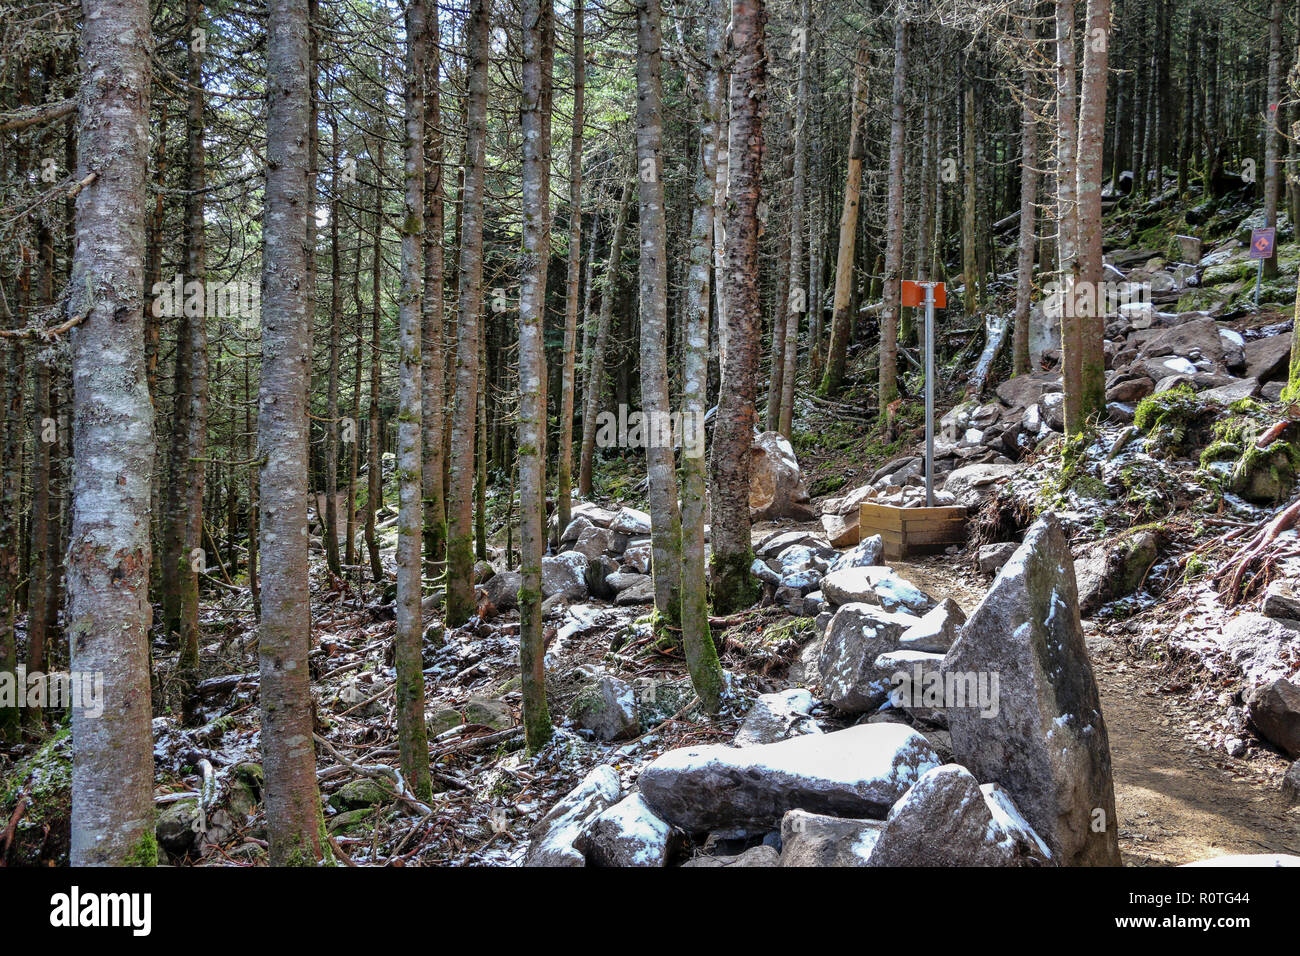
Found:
<box><xmin>1134</xmin><ymin>385</ymin><xmax>1213</xmax><ymax>458</ymax></box>
<box><xmin>122</xmin><ymin>828</ymin><xmax>158</xmax><ymax>867</ymax></box>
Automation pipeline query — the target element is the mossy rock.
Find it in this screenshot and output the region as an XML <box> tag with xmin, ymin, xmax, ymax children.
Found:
<box><xmin>156</xmin><ymin>798</ymin><xmax>200</xmax><ymax>854</ymax></box>
<box><xmin>1134</xmin><ymin>385</ymin><xmax>1217</xmax><ymax>458</ymax></box>
<box><xmin>327</xmin><ymin>807</ymin><xmax>376</xmax><ymax>833</ymax></box>
<box><xmin>1230</xmin><ymin>440</ymin><xmax>1300</xmax><ymax>504</ymax></box>
<box><xmin>426</xmin><ymin>708</ymin><xmax>464</xmax><ymax>738</ymax></box>
<box><xmin>227</xmin><ymin>762</ymin><xmax>264</xmax><ymax>818</ymax></box>
<box><xmin>329</xmin><ymin>777</ymin><xmax>395</xmax><ymax>811</ymax></box>
<box><xmin>463</xmin><ymin>698</ymin><xmax>512</xmax><ymax>730</ymax></box>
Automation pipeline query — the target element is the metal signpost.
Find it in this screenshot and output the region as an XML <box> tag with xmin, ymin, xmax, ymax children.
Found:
<box><xmin>1249</xmin><ymin>226</ymin><xmax>1276</xmax><ymax>308</ymax></box>
<box><xmin>901</xmin><ymin>280</ymin><xmax>946</xmax><ymax>507</ymax></box>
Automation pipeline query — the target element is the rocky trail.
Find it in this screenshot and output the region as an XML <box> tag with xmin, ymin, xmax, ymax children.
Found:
<box><xmin>894</xmin><ymin>554</ymin><xmax>1299</xmax><ymax>866</ymax></box>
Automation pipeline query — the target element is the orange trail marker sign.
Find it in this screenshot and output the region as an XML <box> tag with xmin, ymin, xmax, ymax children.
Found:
<box><xmin>901</xmin><ymin>279</ymin><xmax>945</xmax><ymax>308</ymax></box>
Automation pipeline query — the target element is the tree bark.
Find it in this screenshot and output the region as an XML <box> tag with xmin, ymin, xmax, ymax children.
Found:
<box><xmin>518</xmin><ymin>0</ymin><xmax>555</xmax><ymax>753</ymax></box>
<box><xmin>778</xmin><ymin>0</ymin><xmax>810</xmax><ymax>437</ymax></box>
<box><xmin>557</xmin><ymin>1</ymin><xmax>585</xmax><ymax>534</ymax></box>
<box><xmin>445</xmin><ymin>0</ymin><xmax>490</xmax><ymax>627</ymax></box>
<box><xmin>1076</xmin><ymin>0</ymin><xmax>1110</xmax><ymax>423</ymax></box>
<box><xmin>394</xmin><ymin>0</ymin><xmax>432</xmax><ymax>801</ymax></box>
<box><xmin>880</xmin><ymin>17</ymin><xmax>907</xmax><ymax>413</ymax></box>
<box><xmin>817</xmin><ymin>38</ymin><xmax>868</xmax><ymax>397</ymax></box>
<box><xmin>636</xmin><ymin>0</ymin><xmax>684</xmax><ymax>629</ymax></box>
<box><xmin>678</xmin><ymin>0</ymin><xmax>729</xmax><ymax>713</ymax></box>
<box><xmin>710</xmin><ymin>0</ymin><xmax>766</xmax><ymax>613</ymax></box>
<box><xmin>421</xmin><ymin>0</ymin><xmax>447</xmax><ymax>579</ymax></box>
<box><xmin>578</xmin><ymin>175</ymin><xmax>633</xmax><ymax>497</ymax></box>
<box><xmin>1014</xmin><ymin>18</ymin><xmax>1040</xmax><ymax>377</ymax></box>
<box><xmin>1056</xmin><ymin>0</ymin><xmax>1084</xmax><ymax>434</ymax></box>
<box><xmin>66</xmin><ymin>0</ymin><xmax>158</xmax><ymax>865</ymax></box>
<box><xmin>256</xmin><ymin>0</ymin><xmax>327</xmax><ymax>865</ymax></box>
<box><xmin>1263</xmin><ymin>0</ymin><xmax>1283</xmax><ymax>278</ymax></box>
<box><xmin>177</xmin><ymin>0</ymin><xmax>209</xmax><ymax>721</ymax></box>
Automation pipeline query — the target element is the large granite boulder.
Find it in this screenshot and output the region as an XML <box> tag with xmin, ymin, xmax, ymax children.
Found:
<box><xmin>866</xmin><ymin>764</ymin><xmax>1052</xmax><ymax>866</ymax></box>
<box><xmin>637</xmin><ymin>723</ymin><xmax>940</xmax><ymax>833</ymax></box>
<box><xmin>942</xmin><ymin>513</ymin><xmax>1122</xmax><ymax>866</ymax></box>
<box><xmin>524</xmin><ymin>766</ymin><xmax>621</xmax><ymax>866</ymax></box>
<box><xmin>577</xmin><ymin>793</ymin><xmax>675</xmax><ymax>867</ymax></box>
<box><xmin>817</xmin><ymin>603</ymin><xmax>919</xmax><ymax>713</ymax></box>
<box><xmin>779</xmin><ymin>810</ymin><xmax>884</xmax><ymax>867</ymax></box>
<box><xmin>750</xmin><ymin>430</ymin><xmax>815</xmax><ymax>521</ymax></box>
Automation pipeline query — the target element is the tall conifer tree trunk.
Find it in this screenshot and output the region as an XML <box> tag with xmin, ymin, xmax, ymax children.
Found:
<box><xmin>395</xmin><ymin>0</ymin><xmax>432</xmax><ymax>801</ymax></box>
<box><xmin>636</xmin><ymin>0</ymin><xmax>684</xmax><ymax>629</ymax></box>
<box><xmin>518</xmin><ymin>0</ymin><xmax>555</xmax><ymax>752</ymax></box>
<box><xmin>880</xmin><ymin>16</ymin><xmax>907</xmax><ymax>413</ymax></box>
<box><xmin>1076</xmin><ymin>0</ymin><xmax>1110</xmax><ymax>423</ymax></box>
<box><xmin>421</xmin><ymin>1</ymin><xmax>447</xmax><ymax>577</ymax></box>
<box><xmin>66</xmin><ymin>0</ymin><xmax>157</xmax><ymax>866</ymax></box>
<box><xmin>778</xmin><ymin>0</ymin><xmax>811</xmax><ymax>437</ymax></box>
<box><xmin>557</xmin><ymin>2</ymin><xmax>585</xmax><ymax>533</ymax></box>
<box><xmin>710</xmin><ymin>0</ymin><xmax>766</xmax><ymax>613</ymax></box>
<box><xmin>446</xmin><ymin>0</ymin><xmax>490</xmax><ymax>626</ymax></box>
<box><xmin>256</xmin><ymin>0</ymin><xmax>328</xmax><ymax>865</ymax></box>
<box><xmin>817</xmin><ymin>39</ymin><xmax>868</xmax><ymax>397</ymax></box>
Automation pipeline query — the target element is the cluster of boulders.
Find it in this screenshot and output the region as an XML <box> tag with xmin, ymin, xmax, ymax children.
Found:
<box><xmin>473</xmin><ymin>432</ymin><xmax>817</xmax><ymax>614</ymax></box>
<box><xmin>526</xmin><ymin>513</ymin><xmax>1125</xmax><ymax>866</ymax></box>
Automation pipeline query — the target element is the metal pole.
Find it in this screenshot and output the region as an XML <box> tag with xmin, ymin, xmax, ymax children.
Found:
<box><xmin>924</xmin><ymin>285</ymin><xmax>935</xmax><ymax>507</ymax></box>
<box><xmin>1254</xmin><ymin>259</ymin><xmax>1264</xmax><ymax>309</ymax></box>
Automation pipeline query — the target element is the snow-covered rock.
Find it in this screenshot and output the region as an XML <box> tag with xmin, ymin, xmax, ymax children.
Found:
<box><xmin>734</xmin><ymin>688</ymin><xmax>822</xmax><ymax>747</ymax></box>
<box><xmin>866</xmin><ymin>764</ymin><xmax>1051</xmax><ymax>867</ymax></box>
<box><xmin>943</xmin><ymin>512</ymin><xmax>1121</xmax><ymax>866</ymax></box>
<box><xmin>820</xmin><ymin>565</ymin><xmax>935</xmax><ymax>614</ymax></box>
<box><xmin>826</xmin><ymin>534</ymin><xmax>884</xmax><ymax>574</ymax></box>
<box><xmin>898</xmin><ymin>597</ymin><xmax>966</xmax><ymax>653</ymax></box>
<box><xmin>817</xmin><ymin>603</ymin><xmax>918</xmax><ymax>713</ymax></box>
<box><xmin>524</xmin><ymin>766</ymin><xmax>621</xmax><ymax>866</ymax></box>
<box><xmin>637</xmin><ymin>723</ymin><xmax>940</xmax><ymax>833</ymax></box>
<box><xmin>578</xmin><ymin>793</ymin><xmax>675</xmax><ymax>867</ymax></box>
<box><xmin>779</xmin><ymin>809</ymin><xmax>884</xmax><ymax>867</ymax></box>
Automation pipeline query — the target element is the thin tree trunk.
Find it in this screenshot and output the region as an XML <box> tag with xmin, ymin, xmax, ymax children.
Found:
<box><xmin>256</xmin><ymin>0</ymin><xmax>327</xmax><ymax>865</ymax></box>
<box><xmin>962</xmin><ymin>83</ymin><xmax>980</xmax><ymax>315</ymax></box>
<box><xmin>446</xmin><ymin>0</ymin><xmax>490</xmax><ymax>626</ymax></box>
<box><xmin>395</xmin><ymin>0</ymin><xmax>432</xmax><ymax>801</ymax></box>
<box><xmin>324</xmin><ymin>107</ymin><xmax>343</xmax><ymax>579</ymax></box>
<box><xmin>817</xmin><ymin>38</ymin><xmax>868</xmax><ymax>396</ymax></box>
<box><xmin>1056</xmin><ymin>0</ymin><xmax>1083</xmax><ymax>434</ymax></box>
<box><xmin>1263</xmin><ymin>0</ymin><xmax>1283</xmax><ymax>278</ymax></box>
<box><xmin>1014</xmin><ymin>19</ymin><xmax>1040</xmax><ymax>377</ymax></box>
<box><xmin>636</xmin><ymin>0</ymin><xmax>684</xmax><ymax>629</ymax></box>
<box><xmin>778</xmin><ymin>0</ymin><xmax>810</xmax><ymax>437</ymax></box>
<box><xmin>578</xmin><ymin>175</ymin><xmax>633</xmax><ymax>497</ymax></box>
<box><xmin>880</xmin><ymin>17</ymin><xmax>907</xmax><ymax>412</ymax></box>
<box><xmin>518</xmin><ymin>0</ymin><xmax>555</xmax><ymax>753</ymax></box>
<box><xmin>421</xmin><ymin>2</ymin><xmax>447</xmax><ymax>579</ymax></box>
<box><xmin>557</xmin><ymin>1</ymin><xmax>585</xmax><ymax>533</ymax></box>
<box><xmin>710</xmin><ymin>0</ymin><xmax>766</xmax><ymax>614</ymax></box>
<box><xmin>66</xmin><ymin>0</ymin><xmax>157</xmax><ymax>865</ymax></box>
<box><xmin>365</xmin><ymin>122</ymin><xmax>385</xmax><ymax>584</ymax></box>
<box><xmin>678</xmin><ymin>0</ymin><xmax>729</xmax><ymax>713</ymax></box>
<box><xmin>1076</xmin><ymin>0</ymin><xmax>1110</xmax><ymax>423</ymax></box>
<box><xmin>177</xmin><ymin>0</ymin><xmax>208</xmax><ymax>721</ymax></box>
